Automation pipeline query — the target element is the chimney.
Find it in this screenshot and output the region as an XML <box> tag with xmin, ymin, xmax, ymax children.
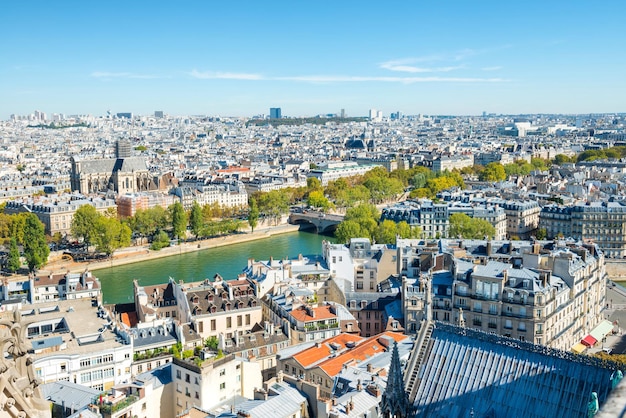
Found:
<box><xmin>367</xmin><ymin>363</ymin><xmax>373</xmax><ymax>373</ymax></box>
<box><xmin>502</xmin><ymin>269</ymin><xmax>508</xmax><ymax>282</ymax></box>
<box><xmin>357</xmin><ymin>379</ymin><xmax>362</xmax><ymax>391</ymax></box>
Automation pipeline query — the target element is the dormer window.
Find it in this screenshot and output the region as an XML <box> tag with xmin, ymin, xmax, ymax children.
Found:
<box><xmin>237</xmin><ymin>301</ymin><xmax>243</xmax><ymax>309</ymax></box>
<box><xmin>210</xmin><ymin>305</ymin><xmax>217</xmax><ymax>313</ymax></box>
<box><xmin>208</xmin><ymin>294</ymin><xmax>214</xmax><ymax>302</ymax></box>
<box><xmin>225</xmin><ymin>302</ymin><xmax>231</xmax><ymax>311</ymax></box>
<box><xmin>250</xmin><ymin>300</ymin><xmax>257</xmax><ymax>307</ymax></box>
<box><xmin>192</xmin><ymin>295</ymin><xmax>199</xmax><ymax>304</ymax></box>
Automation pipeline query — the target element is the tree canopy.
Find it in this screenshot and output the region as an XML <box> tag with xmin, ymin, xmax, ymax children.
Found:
<box><xmin>449</xmin><ymin>213</ymin><xmax>496</xmax><ymax>239</ymax></box>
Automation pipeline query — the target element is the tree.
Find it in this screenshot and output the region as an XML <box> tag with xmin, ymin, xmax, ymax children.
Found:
<box><xmin>248</xmin><ymin>198</ymin><xmax>259</xmax><ymax>232</ymax></box>
<box><xmin>479</xmin><ymin>162</ymin><xmax>506</xmax><ymax>182</ymax></box>
<box><xmin>553</xmin><ymin>154</ymin><xmax>574</xmax><ymax>165</ymax></box>
<box><xmin>307</xmin><ymin>190</ymin><xmax>333</xmax><ymax>212</ymax></box>
<box><xmin>535</xmin><ymin>227</ymin><xmax>547</xmax><ymax>240</ymax></box>
<box><xmin>93</xmin><ymin>217</ymin><xmax>131</xmax><ymax>256</ymax></box>
<box><xmin>150</xmin><ymin>230</ymin><xmax>170</xmax><ymax>250</ymax></box>
<box><xmin>189</xmin><ymin>201</ymin><xmax>204</xmax><ymax>239</ymax></box>
<box><xmin>375</xmin><ymin>220</ymin><xmax>399</xmax><ymax>244</ymax></box>
<box><xmin>9</xmin><ymin>213</ymin><xmax>28</xmax><ymax>245</ymax></box>
<box><xmin>23</xmin><ymin>213</ymin><xmax>49</xmax><ymax>272</ymax></box>
<box><xmin>71</xmin><ymin>204</ymin><xmax>100</xmax><ymax>249</ymax></box>
<box><xmin>335</xmin><ymin>220</ymin><xmax>364</xmax><ymax>244</ymax></box>
<box><xmin>449</xmin><ymin>213</ymin><xmax>495</xmax><ymax>239</ymax></box>
<box><xmin>7</xmin><ymin>237</ymin><xmax>20</xmax><ymax>273</ymax></box>
<box><xmin>257</xmin><ymin>190</ymin><xmax>289</xmax><ymax>225</ymax></box>
<box><xmin>306</xmin><ymin>177</ymin><xmax>322</xmax><ymax>191</ymax></box>
<box><xmin>169</xmin><ymin>201</ymin><xmax>188</xmax><ymax>241</ymax></box>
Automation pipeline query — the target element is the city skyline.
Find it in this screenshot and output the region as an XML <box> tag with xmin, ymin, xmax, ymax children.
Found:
<box><xmin>2</xmin><ymin>0</ymin><xmax>625</xmax><ymax>120</ymax></box>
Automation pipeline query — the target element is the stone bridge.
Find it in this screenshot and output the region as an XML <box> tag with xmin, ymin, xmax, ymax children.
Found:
<box><xmin>288</xmin><ymin>211</ymin><xmax>344</xmax><ymax>234</ymax></box>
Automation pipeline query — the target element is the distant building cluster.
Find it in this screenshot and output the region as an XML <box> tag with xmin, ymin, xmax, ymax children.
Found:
<box><xmin>1</xmin><ymin>110</ymin><xmax>626</xmax><ymax>416</ymax></box>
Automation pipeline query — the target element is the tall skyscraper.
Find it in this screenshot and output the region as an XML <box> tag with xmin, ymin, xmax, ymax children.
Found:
<box><xmin>269</xmin><ymin>107</ymin><xmax>282</xmax><ymax>119</ymax></box>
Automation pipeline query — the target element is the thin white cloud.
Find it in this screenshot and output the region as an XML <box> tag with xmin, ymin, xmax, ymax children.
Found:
<box><xmin>188</xmin><ymin>69</ymin><xmax>508</xmax><ymax>84</ymax></box>
<box><xmin>91</xmin><ymin>71</ymin><xmax>162</xmax><ymax>79</ymax></box>
<box><xmin>380</xmin><ymin>59</ymin><xmax>464</xmax><ymax>73</ymax></box>
<box><xmin>482</xmin><ymin>66</ymin><xmax>502</xmax><ymax>71</ymax></box>
<box><xmin>188</xmin><ymin>70</ymin><xmax>264</xmax><ymax>80</ymax></box>
<box><xmin>278</xmin><ymin>75</ymin><xmax>506</xmax><ymax>83</ymax></box>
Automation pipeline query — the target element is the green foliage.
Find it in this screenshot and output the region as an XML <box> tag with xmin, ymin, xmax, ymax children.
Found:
<box><xmin>307</xmin><ymin>190</ymin><xmax>334</xmax><ymax>212</ymax></box>
<box><xmin>9</xmin><ymin>213</ymin><xmax>28</xmax><ymax>245</ymax></box>
<box><xmin>335</xmin><ymin>204</ymin><xmax>379</xmax><ymax>243</ymax></box>
<box><xmin>577</xmin><ymin>146</ymin><xmax>626</xmax><ymax>162</ymax></box>
<box><xmin>23</xmin><ymin>213</ymin><xmax>49</xmax><ymax>272</ymax></box>
<box><xmin>128</xmin><ymin>206</ymin><xmax>169</xmax><ymax>240</ymax></box>
<box><xmin>134</xmin><ymin>145</ymin><xmax>148</xmax><ymax>151</ymax></box>
<box><xmin>449</xmin><ymin>213</ymin><xmax>496</xmax><ymax>239</ymax></box>
<box><xmin>71</xmin><ymin>204</ymin><xmax>100</xmax><ymax>248</ymax></box>
<box><xmin>204</xmin><ymin>336</ymin><xmax>219</xmax><ymax>350</ymax></box>
<box><xmin>531</xmin><ymin>157</ymin><xmax>550</xmax><ymax>171</ymax></box>
<box><xmin>150</xmin><ymin>230</ymin><xmax>170</xmax><ymax>250</ymax></box>
<box><xmin>335</xmin><ymin>220</ymin><xmax>365</xmax><ymax>244</ymax></box>
<box><xmin>248</xmin><ymin>197</ymin><xmax>259</xmax><ymax>232</ymax></box>
<box><xmin>362</xmin><ymin>167</ymin><xmax>404</xmax><ymax>203</ymax></box>
<box><xmin>93</xmin><ymin>217</ymin><xmax>131</xmax><ymax>256</ymax></box>
<box><xmin>257</xmin><ymin>190</ymin><xmax>290</xmax><ymax>225</ymax></box>
<box><xmin>306</xmin><ymin>177</ymin><xmax>322</xmax><ymax>190</ymax></box>
<box><xmin>169</xmin><ymin>201</ymin><xmax>188</xmax><ymax>240</ymax></box>
<box><xmin>553</xmin><ymin>154</ymin><xmax>575</xmax><ymax>165</ymax></box>
<box><xmin>216</xmin><ymin>349</ymin><xmax>224</xmax><ymax>359</ymax></box>
<box><xmin>535</xmin><ymin>227</ymin><xmax>547</xmax><ymax>240</ymax></box>
<box><xmin>189</xmin><ymin>201</ymin><xmax>204</xmax><ymax>238</ymax></box>
<box><xmin>479</xmin><ymin>162</ymin><xmax>507</xmax><ymax>182</ymax></box>
<box><xmin>7</xmin><ymin>237</ymin><xmax>20</xmax><ymax>273</ymax></box>
<box><xmin>171</xmin><ymin>342</ymin><xmax>183</xmax><ymax>359</ymax></box>
<box><xmin>182</xmin><ymin>349</ymin><xmax>194</xmax><ymax>359</ymax></box>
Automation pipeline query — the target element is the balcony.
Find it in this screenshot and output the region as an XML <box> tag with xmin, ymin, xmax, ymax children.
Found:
<box><xmin>472</xmin><ymin>293</ymin><xmax>500</xmax><ymax>302</ymax></box>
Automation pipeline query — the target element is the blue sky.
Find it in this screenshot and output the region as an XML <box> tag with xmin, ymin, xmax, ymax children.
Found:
<box><xmin>2</xmin><ymin>1</ymin><xmax>625</xmax><ymax>119</ymax></box>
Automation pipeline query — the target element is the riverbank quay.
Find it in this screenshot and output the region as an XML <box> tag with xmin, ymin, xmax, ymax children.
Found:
<box><xmin>22</xmin><ymin>223</ymin><xmax>302</xmax><ymax>279</ymax></box>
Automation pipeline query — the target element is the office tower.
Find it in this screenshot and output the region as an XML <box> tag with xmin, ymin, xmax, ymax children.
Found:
<box><xmin>270</xmin><ymin>108</ymin><xmax>282</xmax><ymax>119</ymax></box>
<box><xmin>340</xmin><ymin>108</ymin><xmax>345</xmax><ymax>118</ymax></box>
<box><xmin>154</xmin><ymin>111</ymin><xmax>164</xmax><ymax>118</ymax></box>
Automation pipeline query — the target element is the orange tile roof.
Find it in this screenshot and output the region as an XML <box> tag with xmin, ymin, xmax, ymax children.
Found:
<box><xmin>293</xmin><ymin>333</ymin><xmax>365</xmax><ymax>368</ymax></box>
<box><xmin>319</xmin><ymin>331</ymin><xmax>407</xmax><ymax>377</ymax></box>
<box><xmin>121</xmin><ymin>312</ymin><xmax>138</xmax><ymax>328</ymax></box>
<box><xmin>290</xmin><ymin>305</ymin><xmax>337</xmax><ymax>322</ymax></box>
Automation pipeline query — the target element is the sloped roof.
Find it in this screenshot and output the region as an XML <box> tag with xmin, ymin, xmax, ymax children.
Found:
<box><xmin>413</xmin><ymin>323</ymin><xmax>621</xmax><ymax>418</ymax></box>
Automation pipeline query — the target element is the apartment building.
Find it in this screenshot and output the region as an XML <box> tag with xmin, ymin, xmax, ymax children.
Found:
<box><xmin>20</xmin><ymin>298</ymin><xmax>133</xmax><ymax>391</ymax></box>
<box><xmin>171</xmin><ymin>353</ymin><xmax>262</xmax><ymax>415</ymax></box>
<box><xmin>540</xmin><ymin>201</ymin><xmax>626</xmax><ymax>258</ymax></box>
<box><xmin>4</xmin><ymin>195</ymin><xmax>117</xmax><ymax>236</ymax></box>
<box><xmin>172</xmin><ymin>277</ymin><xmax>262</xmax><ymax>341</ymax></box>
<box><xmin>396</xmin><ymin>239</ymin><xmax>607</xmax><ymax>351</ymax></box>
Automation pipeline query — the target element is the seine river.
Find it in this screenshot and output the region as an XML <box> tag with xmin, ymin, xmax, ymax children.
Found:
<box><xmin>95</xmin><ymin>231</ymin><xmax>334</xmax><ymax>304</ymax></box>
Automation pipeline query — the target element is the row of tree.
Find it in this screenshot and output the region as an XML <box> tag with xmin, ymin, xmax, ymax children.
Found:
<box><xmin>0</xmin><ymin>211</ymin><xmax>50</xmax><ymax>273</ymax></box>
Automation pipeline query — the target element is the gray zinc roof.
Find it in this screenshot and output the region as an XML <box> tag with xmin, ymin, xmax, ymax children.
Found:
<box><xmin>413</xmin><ymin>323</ymin><xmax>621</xmax><ymax>418</ymax></box>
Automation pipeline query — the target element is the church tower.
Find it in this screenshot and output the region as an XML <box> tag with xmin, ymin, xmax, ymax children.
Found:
<box><xmin>381</xmin><ymin>340</ymin><xmax>412</xmax><ymax>418</ymax></box>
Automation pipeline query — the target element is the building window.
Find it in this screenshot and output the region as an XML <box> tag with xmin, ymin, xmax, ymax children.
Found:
<box><xmin>226</xmin><ymin>317</ymin><xmax>232</xmax><ymax>328</ymax></box>
<box><xmin>237</xmin><ymin>315</ymin><xmax>242</xmax><ymax>327</ymax></box>
<box><xmin>356</xmin><ymin>282</ymin><xmax>363</xmax><ymax>290</ymax></box>
<box><xmin>211</xmin><ymin>319</ymin><xmax>216</xmax><ymax>331</ymax></box>
<box><xmin>220</xmin><ymin>382</ymin><xmax>226</xmax><ymax>390</ymax></box>
<box><xmin>245</xmin><ymin>314</ymin><xmax>251</xmax><ymax>325</ymax></box>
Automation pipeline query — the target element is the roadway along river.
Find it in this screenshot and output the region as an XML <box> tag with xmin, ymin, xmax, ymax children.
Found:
<box><xmin>95</xmin><ymin>231</ymin><xmax>334</xmax><ymax>304</ymax></box>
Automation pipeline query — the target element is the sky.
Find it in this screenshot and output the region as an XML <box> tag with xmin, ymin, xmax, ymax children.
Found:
<box><xmin>2</xmin><ymin>0</ymin><xmax>625</xmax><ymax>119</ymax></box>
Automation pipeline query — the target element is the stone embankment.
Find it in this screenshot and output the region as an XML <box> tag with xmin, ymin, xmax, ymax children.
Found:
<box><xmin>40</xmin><ymin>222</ymin><xmax>300</xmax><ymax>276</ymax></box>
